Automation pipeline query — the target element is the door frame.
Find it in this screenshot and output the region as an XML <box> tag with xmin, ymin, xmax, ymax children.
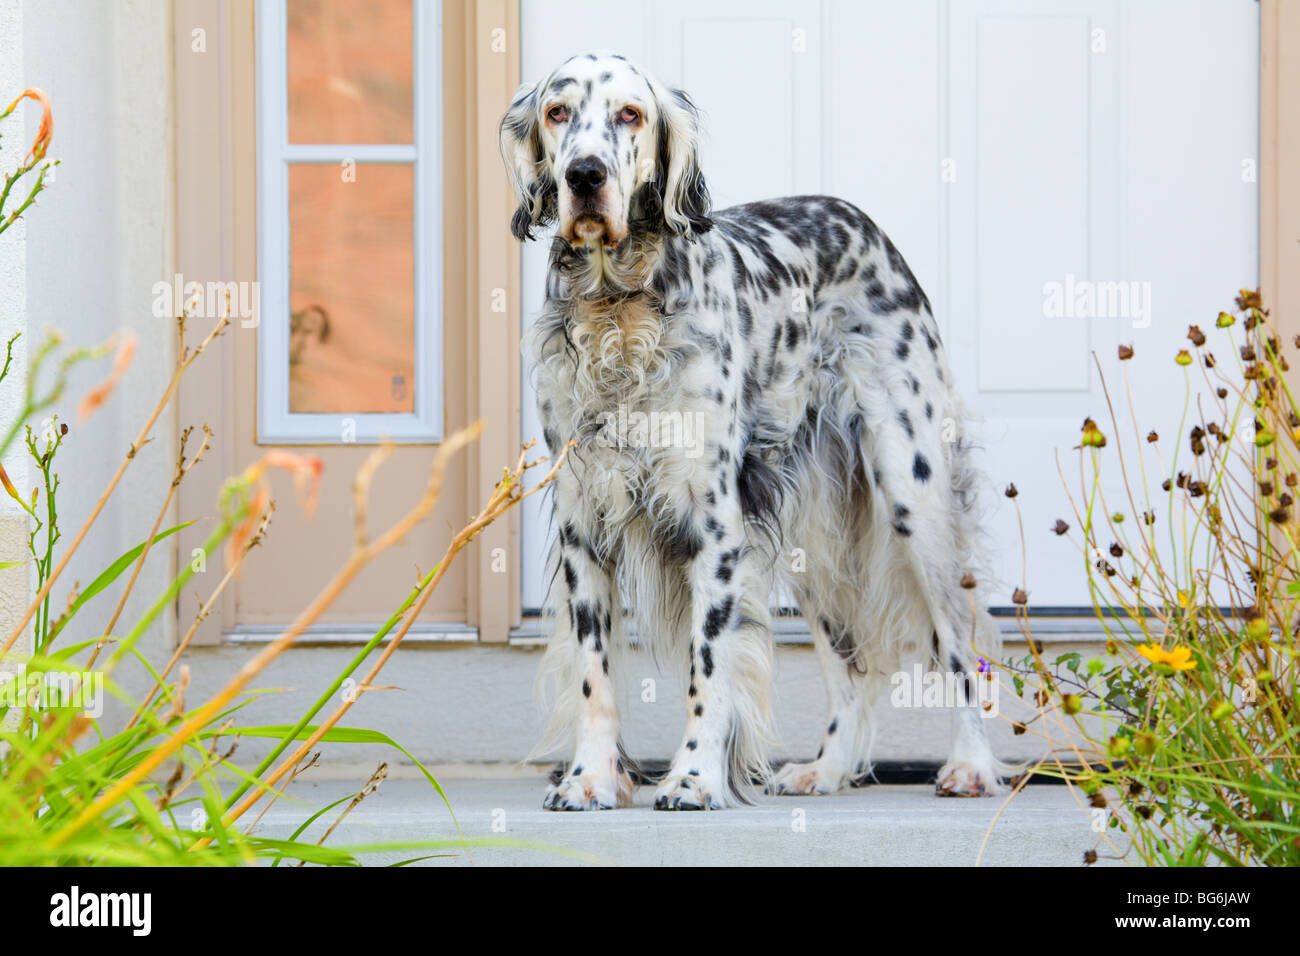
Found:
<box><xmin>173</xmin><ymin>0</ymin><xmax>1298</xmax><ymax>647</ymax></box>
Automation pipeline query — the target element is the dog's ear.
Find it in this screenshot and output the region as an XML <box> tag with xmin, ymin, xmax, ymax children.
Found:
<box><xmin>652</xmin><ymin>85</ymin><xmax>713</xmax><ymax>238</ymax></box>
<box><xmin>499</xmin><ymin>81</ymin><xmax>555</xmax><ymax>240</ymax></box>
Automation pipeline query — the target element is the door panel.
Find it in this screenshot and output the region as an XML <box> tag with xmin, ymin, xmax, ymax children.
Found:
<box><xmin>520</xmin><ymin>0</ymin><xmax>1259</xmax><ymax>612</ymax></box>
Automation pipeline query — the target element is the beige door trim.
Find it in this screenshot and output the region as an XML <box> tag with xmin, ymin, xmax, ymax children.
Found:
<box><xmin>1262</xmin><ymin>0</ymin><xmax>1300</xmax><ymax>348</ymax></box>
<box><xmin>174</xmin><ymin>0</ymin><xmax>511</xmax><ymax>645</ymax></box>
<box><xmin>464</xmin><ymin>0</ymin><xmax>523</xmax><ymax>641</ymax></box>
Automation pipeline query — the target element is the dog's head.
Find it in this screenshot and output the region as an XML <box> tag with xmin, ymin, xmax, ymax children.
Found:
<box><xmin>499</xmin><ymin>52</ymin><xmax>712</xmax><ymax>248</ymax></box>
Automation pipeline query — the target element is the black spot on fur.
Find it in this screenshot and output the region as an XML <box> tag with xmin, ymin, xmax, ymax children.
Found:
<box><xmin>898</xmin><ymin>409</ymin><xmax>913</xmax><ymax>439</ymax></box>
<box><xmin>702</xmin><ymin>596</ymin><xmax>734</xmax><ymax>639</ymax></box>
<box><xmin>657</xmin><ymin>515</ymin><xmax>703</xmax><ymax>563</ymax></box>
<box><xmin>737</xmin><ymin>446</ymin><xmax>782</xmax><ymax>540</ymax></box>
<box><xmin>574</xmin><ymin>602</ymin><xmax>595</xmax><ymax>641</ymax></box>
<box><xmin>913</xmin><ymin>453</ymin><xmax>931</xmax><ymax>483</ymax></box>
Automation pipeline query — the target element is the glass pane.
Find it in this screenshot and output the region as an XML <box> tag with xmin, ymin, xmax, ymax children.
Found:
<box><xmin>287</xmin><ymin>0</ymin><xmax>413</xmax><ymax>144</ymax></box>
<box><xmin>288</xmin><ymin>163</ymin><xmax>415</xmax><ymax>414</ymax></box>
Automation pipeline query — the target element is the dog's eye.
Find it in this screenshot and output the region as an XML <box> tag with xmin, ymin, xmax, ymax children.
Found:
<box><xmin>546</xmin><ymin>105</ymin><xmax>569</xmax><ymax>124</ymax></box>
<box><xmin>619</xmin><ymin>106</ymin><xmax>641</xmax><ymax>125</ymax></box>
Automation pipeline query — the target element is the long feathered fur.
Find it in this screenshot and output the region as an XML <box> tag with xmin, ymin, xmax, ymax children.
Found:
<box><xmin>511</xmin><ymin>52</ymin><xmax>1012</xmax><ymax>810</ymax></box>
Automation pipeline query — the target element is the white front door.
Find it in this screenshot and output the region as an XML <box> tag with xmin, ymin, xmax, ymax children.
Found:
<box><xmin>518</xmin><ymin>0</ymin><xmax>1258</xmax><ymax>613</ymax></box>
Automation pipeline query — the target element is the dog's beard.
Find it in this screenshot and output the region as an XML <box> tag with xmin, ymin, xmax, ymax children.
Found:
<box><xmin>571</xmin><ymin>213</ymin><xmax>608</xmax><ymax>245</ymax></box>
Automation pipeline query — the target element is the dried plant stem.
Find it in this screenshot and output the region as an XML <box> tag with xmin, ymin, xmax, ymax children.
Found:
<box><xmin>47</xmin><ymin>422</ymin><xmax>483</xmax><ymax>849</ymax></box>
<box><xmin>124</xmin><ymin>502</ymin><xmax>272</xmax><ymax>731</ymax></box>
<box><xmin>1</xmin><ymin>310</ymin><xmax>230</xmax><ymax>658</ymax></box>
<box><xmin>88</xmin><ymin>426</ymin><xmax>213</xmax><ymax>670</ymax></box>
<box><xmin>205</xmin><ymin>439</ymin><xmax>572</xmax><ymax>846</ymax></box>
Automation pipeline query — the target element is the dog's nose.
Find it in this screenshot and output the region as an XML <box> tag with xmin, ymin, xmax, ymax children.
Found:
<box><xmin>565</xmin><ymin>157</ymin><xmax>607</xmax><ymax>197</ymax></box>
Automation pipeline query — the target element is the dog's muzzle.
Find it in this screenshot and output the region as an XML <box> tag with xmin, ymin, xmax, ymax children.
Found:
<box><xmin>562</xmin><ymin>156</ymin><xmax>622</xmax><ymax>246</ymax></box>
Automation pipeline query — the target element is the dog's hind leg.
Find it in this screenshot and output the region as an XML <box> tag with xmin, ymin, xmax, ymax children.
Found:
<box><xmin>767</xmin><ymin>613</ymin><xmax>874</xmax><ymax>795</ymax></box>
<box><xmin>868</xmin><ymin>427</ymin><xmax>1006</xmax><ymax>797</ymax></box>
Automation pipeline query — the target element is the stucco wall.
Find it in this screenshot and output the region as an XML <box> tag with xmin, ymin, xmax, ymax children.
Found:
<box><xmin>1</xmin><ymin>0</ymin><xmax>31</xmax><ymax>669</ymax></box>
<box><xmin>8</xmin><ymin>0</ymin><xmax>175</xmax><ymax>690</ymax></box>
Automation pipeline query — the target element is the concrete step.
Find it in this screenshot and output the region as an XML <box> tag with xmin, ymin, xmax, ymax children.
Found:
<box><xmin>246</xmin><ymin>771</ymin><xmax>1118</xmax><ymax>866</ymax></box>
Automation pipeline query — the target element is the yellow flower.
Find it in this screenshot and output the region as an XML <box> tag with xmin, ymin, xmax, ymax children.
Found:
<box><xmin>1176</xmin><ymin>590</ymin><xmax>1191</xmax><ymax>608</ymax></box>
<box><xmin>1137</xmin><ymin>644</ymin><xmax>1197</xmax><ymax>672</ymax></box>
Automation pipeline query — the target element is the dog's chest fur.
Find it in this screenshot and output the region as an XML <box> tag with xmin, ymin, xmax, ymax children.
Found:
<box><xmin>535</xmin><ymin>277</ymin><xmax>734</xmax><ymax>539</ymax></box>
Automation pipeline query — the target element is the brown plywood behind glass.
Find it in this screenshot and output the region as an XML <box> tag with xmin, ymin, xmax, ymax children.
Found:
<box><xmin>288</xmin><ymin>162</ymin><xmax>415</xmax><ymax>413</ymax></box>
<box><xmin>287</xmin><ymin>0</ymin><xmax>413</xmax><ymax>144</ymax></box>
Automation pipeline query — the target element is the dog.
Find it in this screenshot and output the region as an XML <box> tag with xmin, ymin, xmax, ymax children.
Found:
<box><xmin>501</xmin><ymin>51</ymin><xmax>1011</xmax><ymax>810</ymax></box>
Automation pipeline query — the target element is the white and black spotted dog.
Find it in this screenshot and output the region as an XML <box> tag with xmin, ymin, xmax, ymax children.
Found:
<box><xmin>502</xmin><ymin>52</ymin><xmax>1012</xmax><ymax>810</ymax></box>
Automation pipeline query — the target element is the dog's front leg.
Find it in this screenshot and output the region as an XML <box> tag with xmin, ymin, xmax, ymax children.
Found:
<box><xmin>543</xmin><ymin>521</ymin><xmax>635</xmax><ymax>811</ymax></box>
<box><xmin>653</xmin><ymin>499</ymin><xmax>773</xmax><ymax>810</ymax></box>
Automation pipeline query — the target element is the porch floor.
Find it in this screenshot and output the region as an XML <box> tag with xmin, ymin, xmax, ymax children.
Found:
<box><xmin>248</xmin><ymin>771</ymin><xmax>1117</xmax><ymax>866</ymax></box>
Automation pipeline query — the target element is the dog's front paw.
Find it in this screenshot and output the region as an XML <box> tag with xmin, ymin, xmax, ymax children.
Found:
<box><xmin>653</xmin><ymin>771</ymin><xmax>723</xmax><ymax>811</ymax></box>
<box><xmin>543</xmin><ymin>762</ymin><xmax>635</xmax><ymax>811</ymax></box>
<box><xmin>765</xmin><ymin>760</ymin><xmax>845</xmax><ymax>796</ymax></box>
<box><xmin>935</xmin><ymin>761</ymin><xmax>1005</xmax><ymax>798</ymax></box>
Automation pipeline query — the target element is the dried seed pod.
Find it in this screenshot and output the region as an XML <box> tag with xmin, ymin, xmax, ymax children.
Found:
<box><xmin>959</xmin><ymin>572</ymin><xmax>977</xmax><ymax>589</ymax></box>
<box><xmin>1187</xmin><ymin>325</ymin><xmax>1206</xmax><ymax>346</ymax></box>
<box><xmin>1117</xmin><ymin>343</ymin><xmax>1134</xmax><ymax>360</ymax></box>
<box><xmin>1011</xmin><ymin>587</ymin><xmax>1028</xmax><ymax>605</ymax></box>
<box><xmin>1080</xmin><ymin>418</ymin><xmax>1107</xmax><ymax>448</ymax></box>
<box><xmin>1052</xmin><ymin>519</ymin><xmax>1070</xmax><ymax>535</ymax></box>
<box><xmin>1004</xmin><ymin>483</ymin><xmax>1018</xmax><ymax>499</ymax></box>
<box><xmin>1146</xmin><ymin>430</ymin><xmax>1159</xmax><ymax>443</ymax></box>
<box><xmin>1109</xmin><ymin>542</ymin><xmax>1123</xmax><ymax>558</ymax></box>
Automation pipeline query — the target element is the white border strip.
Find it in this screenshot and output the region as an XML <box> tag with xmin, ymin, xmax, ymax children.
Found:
<box><xmin>255</xmin><ymin>0</ymin><xmax>444</xmax><ymax>445</ymax></box>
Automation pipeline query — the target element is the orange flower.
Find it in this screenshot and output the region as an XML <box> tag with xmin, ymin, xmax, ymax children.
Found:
<box><xmin>225</xmin><ymin>452</ymin><xmax>324</xmax><ymax>571</ymax></box>
<box><xmin>246</xmin><ymin>450</ymin><xmax>323</xmax><ymax>517</ymax></box>
<box><xmin>3</xmin><ymin>88</ymin><xmax>53</xmax><ymax>164</ymax></box>
<box><xmin>1137</xmin><ymin>643</ymin><xmax>1197</xmax><ymax>672</ymax></box>
<box><xmin>77</xmin><ymin>331</ymin><xmax>137</xmax><ymax>423</ymax></box>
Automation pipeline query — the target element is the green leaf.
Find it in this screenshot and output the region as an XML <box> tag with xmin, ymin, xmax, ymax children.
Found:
<box><xmin>205</xmin><ymin>724</ymin><xmax>453</xmax><ymax>811</ymax></box>
<box><xmin>48</xmin><ymin>521</ymin><xmax>196</xmax><ymax>642</ymax></box>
